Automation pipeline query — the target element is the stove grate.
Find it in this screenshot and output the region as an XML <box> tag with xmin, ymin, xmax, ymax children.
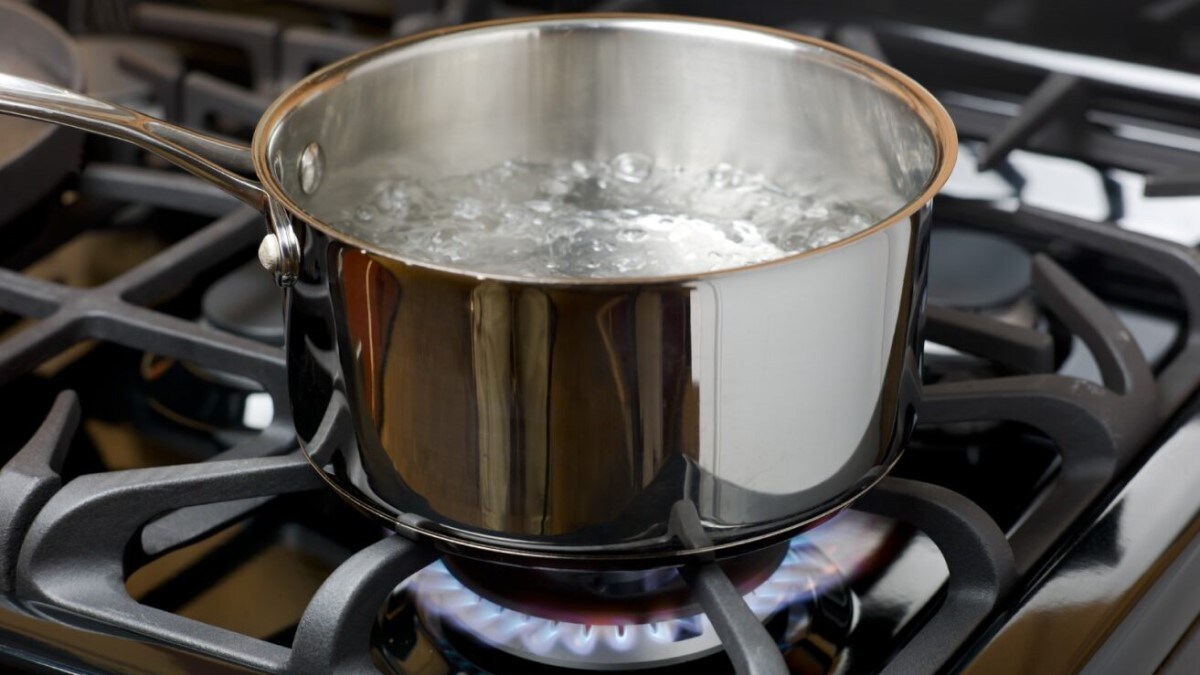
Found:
<box><xmin>5</xmin><ymin>8</ymin><xmax>1200</xmax><ymax>675</ymax></box>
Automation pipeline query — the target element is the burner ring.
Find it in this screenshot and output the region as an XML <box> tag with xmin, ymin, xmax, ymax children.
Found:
<box><xmin>441</xmin><ymin>542</ymin><xmax>788</xmax><ymax>625</ymax></box>
<box><xmin>400</xmin><ymin>537</ymin><xmax>852</xmax><ymax>672</ymax></box>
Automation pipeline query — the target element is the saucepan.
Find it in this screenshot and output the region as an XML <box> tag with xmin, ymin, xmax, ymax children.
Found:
<box><xmin>0</xmin><ymin>15</ymin><xmax>956</xmax><ymax>567</ymax></box>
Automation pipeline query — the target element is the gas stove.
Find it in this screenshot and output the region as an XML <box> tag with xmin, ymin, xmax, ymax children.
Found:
<box><xmin>3</xmin><ymin>1</ymin><xmax>1200</xmax><ymax>674</ymax></box>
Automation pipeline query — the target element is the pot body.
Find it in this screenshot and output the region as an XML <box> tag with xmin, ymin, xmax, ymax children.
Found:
<box><xmin>257</xmin><ymin>15</ymin><xmax>951</xmax><ymax>564</ymax></box>
<box><xmin>288</xmin><ymin>202</ymin><xmax>930</xmax><ymax>562</ymax></box>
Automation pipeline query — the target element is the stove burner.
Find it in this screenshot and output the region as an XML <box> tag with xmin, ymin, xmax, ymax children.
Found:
<box><xmin>130</xmin><ymin>260</ymin><xmax>281</xmax><ymax>452</ymax></box>
<box><xmin>201</xmin><ymin>260</ymin><xmax>284</xmax><ymax>345</ymax></box>
<box><xmin>924</xmin><ymin>227</ymin><xmax>1047</xmax><ymax>378</ymax></box>
<box><xmin>928</xmin><ymin>228</ymin><xmax>1032</xmax><ymax>310</ymax></box>
<box><xmin>399</xmin><ymin>538</ymin><xmax>851</xmax><ymax>672</ymax></box>
<box><xmin>441</xmin><ymin>543</ymin><xmax>788</xmax><ymax>625</ymax></box>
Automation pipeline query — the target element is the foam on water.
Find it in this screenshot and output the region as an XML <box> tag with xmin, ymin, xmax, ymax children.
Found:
<box><xmin>319</xmin><ymin>153</ymin><xmax>887</xmax><ymax>278</ymax></box>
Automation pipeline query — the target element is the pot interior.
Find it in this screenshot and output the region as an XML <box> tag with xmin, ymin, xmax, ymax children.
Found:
<box><xmin>259</xmin><ymin>16</ymin><xmax>944</xmax><ymax>274</ymax></box>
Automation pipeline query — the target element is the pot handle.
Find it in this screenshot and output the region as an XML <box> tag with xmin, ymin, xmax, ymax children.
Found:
<box><xmin>0</xmin><ymin>73</ymin><xmax>300</xmax><ymax>286</ymax></box>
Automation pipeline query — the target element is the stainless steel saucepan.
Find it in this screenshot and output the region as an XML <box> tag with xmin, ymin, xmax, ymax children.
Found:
<box><xmin>0</xmin><ymin>15</ymin><xmax>956</xmax><ymax>567</ymax></box>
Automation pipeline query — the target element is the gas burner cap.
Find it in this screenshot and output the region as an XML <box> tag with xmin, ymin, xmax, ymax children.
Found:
<box><xmin>928</xmin><ymin>228</ymin><xmax>1032</xmax><ymax>310</ymax></box>
<box><xmin>202</xmin><ymin>260</ymin><xmax>284</xmax><ymax>345</ymax></box>
<box><xmin>402</xmin><ymin>537</ymin><xmax>851</xmax><ymax>672</ymax></box>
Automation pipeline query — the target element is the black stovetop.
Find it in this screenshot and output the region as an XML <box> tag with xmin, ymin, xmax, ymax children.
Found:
<box><xmin>3</xmin><ymin>2</ymin><xmax>1200</xmax><ymax>674</ymax></box>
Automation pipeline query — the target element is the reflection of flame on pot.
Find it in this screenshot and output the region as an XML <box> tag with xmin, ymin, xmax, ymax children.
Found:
<box><xmin>405</xmin><ymin>536</ymin><xmax>848</xmax><ymax>669</ymax></box>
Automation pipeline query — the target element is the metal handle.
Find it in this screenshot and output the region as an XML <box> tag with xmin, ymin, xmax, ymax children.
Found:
<box><xmin>0</xmin><ymin>73</ymin><xmax>300</xmax><ymax>286</ymax></box>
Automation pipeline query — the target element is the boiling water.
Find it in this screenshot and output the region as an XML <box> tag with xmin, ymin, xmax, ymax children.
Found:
<box><xmin>319</xmin><ymin>153</ymin><xmax>890</xmax><ymax>278</ymax></box>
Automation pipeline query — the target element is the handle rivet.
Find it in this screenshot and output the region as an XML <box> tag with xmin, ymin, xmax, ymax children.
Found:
<box><xmin>258</xmin><ymin>233</ymin><xmax>281</xmax><ymax>273</ymax></box>
<box><xmin>299</xmin><ymin>142</ymin><xmax>324</xmax><ymax>195</ymax></box>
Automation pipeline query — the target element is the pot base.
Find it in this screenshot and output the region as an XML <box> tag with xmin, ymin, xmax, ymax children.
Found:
<box><xmin>298</xmin><ymin>442</ymin><xmax>903</xmax><ymax>570</ymax></box>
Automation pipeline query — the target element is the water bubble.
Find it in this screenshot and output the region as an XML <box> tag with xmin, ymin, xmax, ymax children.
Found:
<box><xmin>804</xmin><ymin>205</ymin><xmax>830</xmax><ymax>220</ymax></box>
<box><xmin>778</xmin><ymin>203</ymin><xmax>804</xmax><ymax>223</ymax></box>
<box><xmin>729</xmin><ymin>220</ymin><xmax>760</xmax><ymax>244</ymax></box>
<box><xmin>499</xmin><ymin>204</ymin><xmax>526</xmax><ymax>223</ymax></box>
<box><xmin>570</xmin><ymin>160</ymin><xmax>593</xmax><ymax>179</ymax></box>
<box><xmin>374</xmin><ymin>189</ymin><xmax>393</xmax><ymax>213</ymax></box>
<box><xmin>806</xmin><ymin>231</ymin><xmax>843</xmax><ymax>250</ymax></box>
<box><xmin>354</xmin><ymin>206</ymin><xmax>375</xmax><ymax>222</ymax></box>
<box><xmin>616</xmin><ymin>228</ymin><xmax>649</xmax><ymax>243</ymax></box>
<box><xmin>496</xmin><ymin>160</ymin><xmax>520</xmax><ymax>179</ymax></box>
<box><xmin>709</xmin><ymin>162</ymin><xmax>745</xmax><ymax>188</ymax></box>
<box><xmin>540</xmin><ymin>178</ymin><xmax>571</xmax><ymax>196</ymax></box>
<box><xmin>614</xmin><ymin>258</ymin><xmax>641</xmax><ymax>274</ymax></box>
<box><xmin>611</xmin><ymin>152</ymin><xmax>653</xmax><ymax>183</ymax></box>
<box><xmin>638</xmin><ymin>215</ymin><xmax>674</xmax><ymax>232</ymax></box>
<box><xmin>454</xmin><ymin>198</ymin><xmax>482</xmax><ymax>220</ymax></box>
<box><xmin>709</xmin><ymin>163</ymin><xmax>734</xmax><ymax>188</ymax></box>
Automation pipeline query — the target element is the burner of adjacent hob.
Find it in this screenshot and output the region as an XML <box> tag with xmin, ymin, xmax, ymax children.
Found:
<box><xmin>928</xmin><ymin>227</ymin><xmax>1032</xmax><ymax>312</ymax></box>
<box><xmin>137</xmin><ymin>261</ymin><xmax>281</xmax><ymax>453</ymax></box>
<box><xmin>202</xmin><ymin>259</ymin><xmax>285</xmax><ymax>345</ymax></box>
<box><xmin>924</xmin><ymin>226</ymin><xmax>1049</xmax><ymax>378</ymax></box>
<box><xmin>376</xmin><ymin>537</ymin><xmax>854</xmax><ymax>674</ymax></box>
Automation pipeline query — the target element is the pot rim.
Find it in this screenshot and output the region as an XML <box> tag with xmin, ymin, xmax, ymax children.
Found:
<box><xmin>252</xmin><ymin>13</ymin><xmax>958</xmax><ymax>287</ymax></box>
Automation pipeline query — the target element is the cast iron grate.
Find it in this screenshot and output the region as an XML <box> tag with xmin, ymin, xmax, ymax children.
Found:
<box><xmin>4</xmin><ymin>6</ymin><xmax>1200</xmax><ymax>675</ymax></box>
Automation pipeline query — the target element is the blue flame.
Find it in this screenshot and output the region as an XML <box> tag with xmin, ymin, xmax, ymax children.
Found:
<box><xmin>405</xmin><ymin>536</ymin><xmax>837</xmax><ymax>665</ymax></box>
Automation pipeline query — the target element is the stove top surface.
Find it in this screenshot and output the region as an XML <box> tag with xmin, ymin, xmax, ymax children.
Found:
<box><xmin>3</xmin><ymin>2</ymin><xmax>1200</xmax><ymax>674</ymax></box>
